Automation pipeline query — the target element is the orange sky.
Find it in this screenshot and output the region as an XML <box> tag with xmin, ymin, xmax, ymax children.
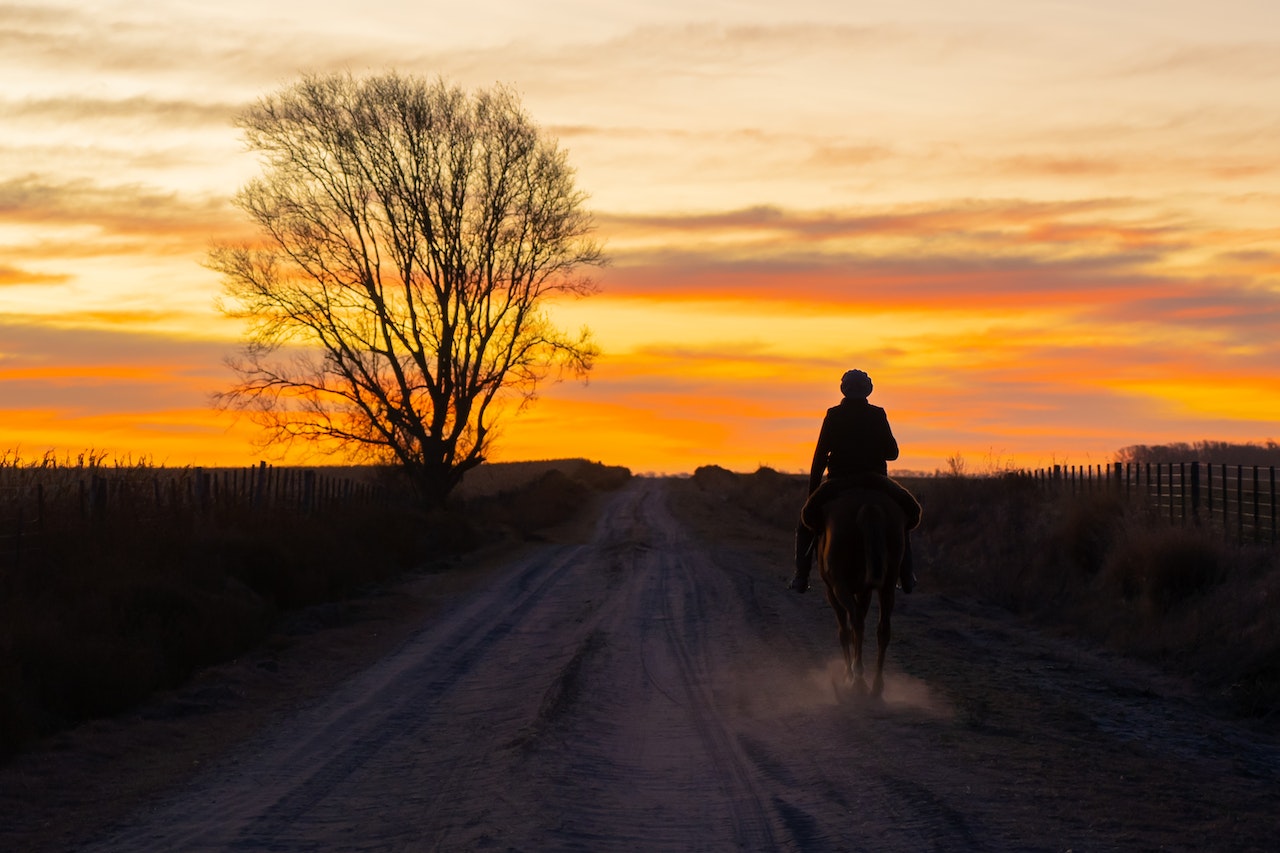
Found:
<box><xmin>2</xmin><ymin>1</ymin><xmax>1279</xmax><ymax>475</ymax></box>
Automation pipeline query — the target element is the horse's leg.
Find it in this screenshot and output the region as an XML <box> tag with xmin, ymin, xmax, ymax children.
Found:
<box><xmin>872</xmin><ymin>587</ymin><xmax>895</xmax><ymax>697</ymax></box>
<box><xmin>851</xmin><ymin>590</ymin><xmax>871</xmax><ymax>687</ymax></box>
<box><xmin>825</xmin><ymin>586</ymin><xmax>855</xmax><ymax>680</ymax></box>
<box><xmin>839</xmin><ymin>614</ymin><xmax>854</xmax><ymax>681</ymax></box>
<box><xmin>838</xmin><ymin>604</ymin><xmax>855</xmax><ymax>681</ymax></box>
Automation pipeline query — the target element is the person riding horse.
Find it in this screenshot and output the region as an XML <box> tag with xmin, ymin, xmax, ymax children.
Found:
<box><xmin>789</xmin><ymin>369</ymin><xmax>920</xmax><ymax>593</ymax></box>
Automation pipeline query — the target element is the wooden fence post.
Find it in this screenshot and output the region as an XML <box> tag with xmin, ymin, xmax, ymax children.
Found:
<box><xmin>1176</xmin><ymin>463</ymin><xmax>1183</xmax><ymax>522</ymax></box>
<box><xmin>1206</xmin><ymin>463</ymin><xmax>1214</xmax><ymax>523</ymax></box>
<box><xmin>1237</xmin><ymin>465</ymin><xmax>1245</xmax><ymax>544</ymax></box>
<box><xmin>253</xmin><ymin>460</ymin><xmax>268</xmax><ymax>509</ymax></box>
<box><xmin>195</xmin><ymin>467</ymin><xmax>209</xmax><ymax>512</ymax></box>
<box><xmin>1190</xmin><ymin>462</ymin><xmax>1200</xmax><ymax>524</ymax></box>
<box><xmin>1271</xmin><ymin>466</ymin><xmax>1277</xmax><ymax>545</ymax></box>
<box><xmin>1252</xmin><ymin>466</ymin><xmax>1261</xmax><ymax>545</ymax></box>
<box><xmin>1157</xmin><ymin>461</ymin><xmax>1167</xmax><ymax>514</ymax></box>
<box><xmin>1222</xmin><ymin>464</ymin><xmax>1231</xmax><ymax>544</ymax></box>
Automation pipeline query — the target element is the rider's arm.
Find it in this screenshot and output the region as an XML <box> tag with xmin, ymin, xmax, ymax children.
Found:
<box><xmin>808</xmin><ymin>415</ymin><xmax>832</xmax><ymax>495</ymax></box>
<box><xmin>881</xmin><ymin>410</ymin><xmax>900</xmax><ymax>463</ymax></box>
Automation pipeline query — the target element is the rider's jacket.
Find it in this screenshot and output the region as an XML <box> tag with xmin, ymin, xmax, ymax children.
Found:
<box><xmin>807</xmin><ymin>397</ymin><xmax>899</xmax><ymax>494</ymax></box>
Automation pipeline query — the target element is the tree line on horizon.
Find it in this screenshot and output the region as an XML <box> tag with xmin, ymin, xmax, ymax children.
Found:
<box><xmin>1116</xmin><ymin>440</ymin><xmax>1280</xmax><ymax>466</ymax></box>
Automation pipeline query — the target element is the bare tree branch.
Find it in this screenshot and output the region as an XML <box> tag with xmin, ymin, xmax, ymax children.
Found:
<box><xmin>209</xmin><ymin>72</ymin><xmax>604</xmax><ymax>506</ymax></box>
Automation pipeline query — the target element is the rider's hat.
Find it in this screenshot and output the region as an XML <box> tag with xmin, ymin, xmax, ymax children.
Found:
<box><xmin>840</xmin><ymin>369</ymin><xmax>873</xmax><ymax>398</ymax></box>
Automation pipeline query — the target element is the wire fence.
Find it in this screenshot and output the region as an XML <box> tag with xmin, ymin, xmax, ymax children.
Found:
<box><xmin>0</xmin><ymin>462</ymin><xmax>401</xmax><ymax>569</ymax></box>
<box><xmin>1030</xmin><ymin>462</ymin><xmax>1278</xmax><ymax>546</ymax></box>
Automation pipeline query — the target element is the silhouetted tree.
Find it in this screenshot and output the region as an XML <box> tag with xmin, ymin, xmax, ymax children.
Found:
<box><xmin>1116</xmin><ymin>440</ymin><xmax>1280</xmax><ymax>466</ymax></box>
<box><xmin>210</xmin><ymin>72</ymin><xmax>604</xmax><ymax>507</ymax></box>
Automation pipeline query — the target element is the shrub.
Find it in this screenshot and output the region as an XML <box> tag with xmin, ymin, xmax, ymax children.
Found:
<box><xmin>1101</xmin><ymin>527</ymin><xmax>1224</xmax><ymax>615</ymax></box>
<box><xmin>1049</xmin><ymin>493</ymin><xmax>1128</xmax><ymax>578</ymax></box>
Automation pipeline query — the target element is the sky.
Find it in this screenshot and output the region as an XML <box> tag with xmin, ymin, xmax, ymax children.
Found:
<box><xmin>2</xmin><ymin>0</ymin><xmax>1279</xmax><ymax>475</ymax></box>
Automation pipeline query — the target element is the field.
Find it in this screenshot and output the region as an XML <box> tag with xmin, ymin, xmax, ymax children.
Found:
<box><xmin>3</xmin><ymin>467</ymin><xmax>1279</xmax><ymax>850</ymax></box>
<box><xmin>0</xmin><ymin>456</ymin><xmax>631</xmax><ymax>760</ymax></box>
<box><xmin>4</xmin><ymin>456</ymin><xmax>1277</xmax><ymax>768</ymax></box>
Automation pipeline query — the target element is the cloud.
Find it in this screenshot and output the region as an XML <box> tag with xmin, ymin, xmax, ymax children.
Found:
<box><xmin>0</xmin><ymin>174</ymin><xmax>242</xmax><ymax>251</ymax></box>
<box><xmin>1106</xmin><ymin>278</ymin><xmax>1280</xmax><ymax>342</ymax></box>
<box><xmin>580</xmin><ymin>21</ymin><xmax>903</xmax><ymax>68</ymax></box>
<box><xmin>0</xmin><ymin>317</ymin><xmax>230</xmax><ymax>371</ymax></box>
<box><xmin>603</xmin><ymin>253</ymin><xmax>1124</xmax><ymax>308</ymax></box>
<box><xmin>0</xmin><ymin>264</ymin><xmax>70</xmax><ymax>287</ymax></box>
<box><xmin>591</xmin><ymin>198</ymin><xmax>1280</xmax><ymax>329</ymax></box>
<box><xmin>596</xmin><ymin>200</ymin><xmax>1185</xmax><ymax>310</ymax></box>
<box><xmin>1118</xmin><ymin>42</ymin><xmax>1280</xmax><ymax>80</ymax></box>
<box><xmin>0</xmin><ymin>2</ymin><xmax>62</xmax><ymax>28</ymax></box>
<box><xmin>999</xmin><ymin>155</ymin><xmax>1126</xmax><ymax>178</ymax></box>
<box><xmin>3</xmin><ymin>94</ymin><xmax>238</xmax><ymax>127</ymax></box>
<box><xmin>0</xmin><ymin>319</ymin><xmax>233</xmax><ymax>416</ymax></box>
<box><xmin>995</xmin><ymin>149</ymin><xmax>1278</xmax><ymax>184</ymax></box>
<box><xmin>600</xmin><ymin>198</ymin><xmax>1185</xmax><ymax>252</ymax></box>
<box><xmin>0</xmin><ymin>3</ymin><xmax>396</xmax><ymax>90</ymax></box>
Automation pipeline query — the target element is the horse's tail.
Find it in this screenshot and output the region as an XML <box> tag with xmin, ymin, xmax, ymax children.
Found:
<box><xmin>857</xmin><ymin>502</ymin><xmax>889</xmax><ymax>588</ymax></box>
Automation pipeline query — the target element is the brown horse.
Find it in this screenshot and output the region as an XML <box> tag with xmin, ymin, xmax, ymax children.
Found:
<box><xmin>816</xmin><ymin>486</ymin><xmax>906</xmax><ymax>697</ymax></box>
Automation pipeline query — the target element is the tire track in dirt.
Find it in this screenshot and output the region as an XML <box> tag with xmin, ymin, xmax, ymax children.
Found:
<box><xmin>635</xmin><ymin>486</ymin><xmax>781</xmax><ymax>849</ymax></box>
<box><xmin>81</xmin><ymin>507</ymin><xmax>617</xmax><ymax>851</ymax></box>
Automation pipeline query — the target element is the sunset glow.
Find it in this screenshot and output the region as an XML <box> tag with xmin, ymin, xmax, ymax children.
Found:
<box><xmin>3</xmin><ymin>1</ymin><xmax>1278</xmax><ymax>475</ymax></box>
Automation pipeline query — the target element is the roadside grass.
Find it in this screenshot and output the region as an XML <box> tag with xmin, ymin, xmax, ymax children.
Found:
<box><xmin>0</xmin><ymin>458</ymin><xmax>629</xmax><ymax>761</ymax></box>
<box><xmin>690</xmin><ymin>465</ymin><xmax>1280</xmax><ymax>722</ymax></box>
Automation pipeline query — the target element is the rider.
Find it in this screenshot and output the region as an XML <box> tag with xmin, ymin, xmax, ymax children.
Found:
<box><xmin>788</xmin><ymin>369</ymin><xmax>918</xmax><ymax>594</ymax></box>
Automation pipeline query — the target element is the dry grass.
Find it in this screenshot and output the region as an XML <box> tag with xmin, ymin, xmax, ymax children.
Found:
<box><xmin>690</xmin><ymin>465</ymin><xmax>1280</xmax><ymax>723</ymax></box>
<box><xmin>0</xmin><ymin>457</ymin><xmax>629</xmax><ymax>761</ymax></box>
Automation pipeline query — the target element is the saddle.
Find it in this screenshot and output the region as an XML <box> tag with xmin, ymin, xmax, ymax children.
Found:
<box><xmin>801</xmin><ymin>472</ymin><xmax>922</xmax><ymax>532</ymax></box>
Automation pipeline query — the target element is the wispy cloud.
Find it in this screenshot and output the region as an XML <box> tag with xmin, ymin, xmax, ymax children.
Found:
<box><xmin>1118</xmin><ymin>42</ymin><xmax>1280</xmax><ymax>79</ymax></box>
<box><xmin>596</xmin><ymin>199</ymin><xmax>1196</xmax><ymax>312</ymax></box>
<box><xmin>0</xmin><ymin>264</ymin><xmax>70</xmax><ymax>287</ymax></box>
<box><xmin>0</xmin><ymin>174</ymin><xmax>242</xmax><ymax>250</ymax></box>
<box><xmin>4</xmin><ymin>95</ymin><xmax>238</xmax><ymax>127</ymax></box>
<box><xmin>0</xmin><ymin>3</ymin><xmax>359</xmax><ymax>84</ymax></box>
<box><xmin>0</xmin><ymin>319</ymin><xmax>232</xmax><ymax>420</ymax></box>
<box><xmin>601</xmin><ymin>199</ymin><xmax>1184</xmax><ymax>248</ymax></box>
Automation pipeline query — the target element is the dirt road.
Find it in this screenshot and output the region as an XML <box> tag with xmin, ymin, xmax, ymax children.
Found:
<box><xmin>13</xmin><ymin>477</ymin><xmax>1280</xmax><ymax>851</ymax></box>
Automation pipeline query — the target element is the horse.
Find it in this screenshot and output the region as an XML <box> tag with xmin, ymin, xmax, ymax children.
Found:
<box><xmin>815</xmin><ymin>486</ymin><xmax>906</xmax><ymax>697</ymax></box>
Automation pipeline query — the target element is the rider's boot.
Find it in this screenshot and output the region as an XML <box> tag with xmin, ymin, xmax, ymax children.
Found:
<box><xmin>898</xmin><ymin>531</ymin><xmax>917</xmax><ymax>594</ymax></box>
<box><xmin>789</xmin><ymin>524</ymin><xmax>815</xmax><ymax>592</ymax></box>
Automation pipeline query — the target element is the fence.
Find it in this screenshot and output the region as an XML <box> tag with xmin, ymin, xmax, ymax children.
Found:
<box><xmin>0</xmin><ymin>462</ymin><xmax>400</xmax><ymax>568</ymax></box>
<box><xmin>0</xmin><ymin>485</ymin><xmax>44</xmax><ymax>568</ymax></box>
<box><xmin>1031</xmin><ymin>462</ymin><xmax>1278</xmax><ymax>545</ymax></box>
